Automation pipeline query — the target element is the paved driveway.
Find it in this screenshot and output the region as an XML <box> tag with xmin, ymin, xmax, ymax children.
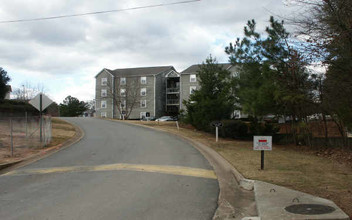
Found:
<box><xmin>0</xmin><ymin>118</ymin><xmax>219</xmax><ymax>220</ymax></box>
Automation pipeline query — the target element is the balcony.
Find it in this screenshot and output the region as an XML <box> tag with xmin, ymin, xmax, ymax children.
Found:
<box><xmin>166</xmin><ymin>99</ymin><xmax>179</xmax><ymax>105</ymax></box>
<box><xmin>166</xmin><ymin>87</ymin><xmax>179</xmax><ymax>93</ymax></box>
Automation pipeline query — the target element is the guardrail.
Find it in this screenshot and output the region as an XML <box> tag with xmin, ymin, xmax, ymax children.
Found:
<box><xmin>166</xmin><ymin>88</ymin><xmax>180</xmax><ymax>93</ymax></box>
<box><xmin>166</xmin><ymin>99</ymin><xmax>179</xmax><ymax>105</ymax></box>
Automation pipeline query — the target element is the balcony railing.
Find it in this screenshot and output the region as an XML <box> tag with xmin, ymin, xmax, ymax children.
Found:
<box><xmin>167</xmin><ymin>99</ymin><xmax>179</xmax><ymax>105</ymax></box>
<box><xmin>166</xmin><ymin>87</ymin><xmax>180</xmax><ymax>93</ymax></box>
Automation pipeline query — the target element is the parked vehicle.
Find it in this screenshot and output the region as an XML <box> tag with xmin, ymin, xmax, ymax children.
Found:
<box><xmin>141</xmin><ymin>116</ymin><xmax>156</xmax><ymax>121</ymax></box>
<box><xmin>155</xmin><ymin>116</ymin><xmax>176</xmax><ymax>121</ymax></box>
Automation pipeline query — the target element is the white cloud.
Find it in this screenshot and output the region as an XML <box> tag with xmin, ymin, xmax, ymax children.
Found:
<box><xmin>0</xmin><ymin>0</ymin><xmax>299</xmax><ymax>103</ymax></box>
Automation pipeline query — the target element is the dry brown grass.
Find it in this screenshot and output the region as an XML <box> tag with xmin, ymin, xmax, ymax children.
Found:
<box><xmin>122</xmin><ymin>120</ymin><xmax>352</xmax><ymax>217</ymax></box>
<box><xmin>47</xmin><ymin>118</ymin><xmax>76</xmax><ymax>147</ymax></box>
<box><xmin>0</xmin><ymin>118</ymin><xmax>76</xmax><ymax>164</ymax></box>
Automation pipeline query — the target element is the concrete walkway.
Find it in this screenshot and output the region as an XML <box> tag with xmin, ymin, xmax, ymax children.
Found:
<box><xmin>254</xmin><ymin>181</ymin><xmax>349</xmax><ymax>220</ymax></box>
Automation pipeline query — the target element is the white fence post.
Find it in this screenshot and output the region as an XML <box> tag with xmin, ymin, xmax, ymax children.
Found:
<box><xmin>216</xmin><ymin>126</ymin><xmax>218</xmax><ymax>142</ymax></box>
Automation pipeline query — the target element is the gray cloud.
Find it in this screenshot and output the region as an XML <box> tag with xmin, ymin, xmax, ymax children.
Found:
<box><xmin>0</xmin><ymin>0</ymin><xmax>299</xmax><ymax>101</ymax></box>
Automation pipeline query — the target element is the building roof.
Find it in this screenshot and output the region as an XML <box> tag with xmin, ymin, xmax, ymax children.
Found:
<box><xmin>105</xmin><ymin>66</ymin><xmax>175</xmax><ymax>77</ymax></box>
<box><xmin>181</xmin><ymin>63</ymin><xmax>233</xmax><ymax>74</ymax></box>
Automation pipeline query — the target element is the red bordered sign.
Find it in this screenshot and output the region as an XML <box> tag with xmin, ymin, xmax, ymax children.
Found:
<box><xmin>253</xmin><ymin>136</ymin><xmax>272</xmax><ymax>151</ymax></box>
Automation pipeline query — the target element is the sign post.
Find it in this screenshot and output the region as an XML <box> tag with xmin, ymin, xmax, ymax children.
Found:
<box><xmin>29</xmin><ymin>93</ymin><xmax>53</xmax><ymax>144</ymax></box>
<box><xmin>216</xmin><ymin>127</ymin><xmax>218</xmax><ymax>142</ymax></box>
<box><xmin>211</xmin><ymin>121</ymin><xmax>223</xmax><ymax>143</ymax></box>
<box><xmin>253</xmin><ymin>136</ymin><xmax>272</xmax><ymax>170</ymax></box>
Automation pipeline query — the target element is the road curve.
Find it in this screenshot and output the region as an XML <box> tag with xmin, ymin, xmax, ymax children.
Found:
<box><xmin>0</xmin><ymin>118</ymin><xmax>219</xmax><ymax>220</ymax></box>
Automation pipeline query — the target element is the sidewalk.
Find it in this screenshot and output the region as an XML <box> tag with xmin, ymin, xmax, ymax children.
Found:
<box><xmin>254</xmin><ymin>181</ymin><xmax>349</xmax><ymax>220</ymax></box>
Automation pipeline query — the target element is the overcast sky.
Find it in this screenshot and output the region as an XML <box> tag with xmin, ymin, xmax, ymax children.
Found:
<box><xmin>0</xmin><ymin>0</ymin><xmax>299</xmax><ymax>103</ymax></box>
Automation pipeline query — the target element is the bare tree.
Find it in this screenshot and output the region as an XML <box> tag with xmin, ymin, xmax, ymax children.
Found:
<box><xmin>106</xmin><ymin>77</ymin><xmax>142</xmax><ymax>119</ymax></box>
<box><xmin>13</xmin><ymin>81</ymin><xmax>47</xmax><ymax>100</ymax></box>
<box><xmin>289</xmin><ymin>0</ymin><xmax>352</xmax><ymax>146</ymax></box>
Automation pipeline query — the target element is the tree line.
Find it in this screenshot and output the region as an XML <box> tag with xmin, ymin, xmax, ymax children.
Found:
<box><xmin>0</xmin><ymin>71</ymin><xmax>89</xmax><ymax>117</ymax></box>
<box><xmin>184</xmin><ymin>0</ymin><xmax>352</xmax><ymax>147</ymax></box>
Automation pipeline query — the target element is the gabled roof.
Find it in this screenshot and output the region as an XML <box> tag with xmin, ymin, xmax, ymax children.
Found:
<box><xmin>165</xmin><ymin>70</ymin><xmax>180</xmax><ymax>78</ymax></box>
<box><xmin>106</xmin><ymin>66</ymin><xmax>175</xmax><ymax>77</ymax></box>
<box><xmin>181</xmin><ymin>63</ymin><xmax>233</xmax><ymax>74</ymax></box>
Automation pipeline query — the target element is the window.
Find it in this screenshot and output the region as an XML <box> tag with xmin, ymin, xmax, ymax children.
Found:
<box><xmin>101</xmin><ymin>100</ymin><xmax>107</xmax><ymax>108</ymax></box>
<box><xmin>141</xmin><ymin>76</ymin><xmax>147</xmax><ymax>84</ymax></box>
<box><xmin>140</xmin><ymin>100</ymin><xmax>147</xmax><ymax>108</ymax></box>
<box><xmin>120</xmin><ymin>88</ymin><xmax>126</xmax><ymax>97</ymax></box>
<box><xmin>190</xmin><ymin>86</ymin><xmax>197</xmax><ymax>94</ymax></box>
<box><xmin>101</xmin><ymin>89</ymin><xmax>107</xmax><ymax>97</ymax></box>
<box><xmin>101</xmin><ymin>78</ymin><xmax>107</xmax><ymax>86</ymax></box>
<box><xmin>101</xmin><ymin>112</ymin><xmax>107</xmax><ymax>118</ymax></box>
<box><xmin>120</xmin><ymin>77</ymin><xmax>126</xmax><ymax>85</ymax></box>
<box><xmin>190</xmin><ymin>74</ymin><xmax>196</xmax><ymax>82</ymax></box>
<box><xmin>120</xmin><ymin>100</ymin><xmax>126</xmax><ymax>109</ymax></box>
<box><xmin>140</xmin><ymin>88</ymin><xmax>146</xmax><ymax>96</ymax></box>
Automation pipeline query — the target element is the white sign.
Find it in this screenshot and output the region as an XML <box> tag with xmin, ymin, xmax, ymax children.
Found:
<box><xmin>253</xmin><ymin>136</ymin><xmax>272</xmax><ymax>151</ymax></box>
<box><xmin>29</xmin><ymin>93</ymin><xmax>54</xmax><ymax>111</ymax></box>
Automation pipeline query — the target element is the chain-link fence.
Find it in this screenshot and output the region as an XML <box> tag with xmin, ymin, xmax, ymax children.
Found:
<box><xmin>0</xmin><ymin>116</ymin><xmax>52</xmax><ymax>156</ymax></box>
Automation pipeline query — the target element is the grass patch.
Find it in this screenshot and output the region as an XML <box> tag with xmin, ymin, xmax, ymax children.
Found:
<box><xmin>0</xmin><ymin>118</ymin><xmax>77</xmax><ymax>165</ymax></box>
<box><xmin>48</xmin><ymin>118</ymin><xmax>76</xmax><ymax>147</ymax></box>
<box><xmin>121</xmin><ymin>120</ymin><xmax>352</xmax><ymax>217</ymax></box>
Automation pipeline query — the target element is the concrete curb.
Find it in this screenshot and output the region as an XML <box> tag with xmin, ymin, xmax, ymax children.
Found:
<box><xmin>0</xmin><ymin>118</ymin><xmax>85</xmax><ymax>175</ymax></box>
<box><xmin>0</xmin><ymin>160</ymin><xmax>22</xmax><ymax>170</ymax></box>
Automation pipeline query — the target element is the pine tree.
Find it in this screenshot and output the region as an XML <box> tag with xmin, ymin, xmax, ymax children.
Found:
<box><xmin>183</xmin><ymin>56</ymin><xmax>235</xmax><ymax>130</ymax></box>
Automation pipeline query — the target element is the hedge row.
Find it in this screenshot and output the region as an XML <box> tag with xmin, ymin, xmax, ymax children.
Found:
<box><xmin>208</xmin><ymin>120</ymin><xmax>283</xmax><ymax>143</ymax></box>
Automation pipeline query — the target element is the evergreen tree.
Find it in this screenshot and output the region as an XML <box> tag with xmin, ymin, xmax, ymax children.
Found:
<box><xmin>59</xmin><ymin>96</ymin><xmax>88</xmax><ymax>117</ymax></box>
<box><xmin>226</xmin><ymin>17</ymin><xmax>316</xmax><ymax>142</ymax></box>
<box><xmin>183</xmin><ymin>56</ymin><xmax>235</xmax><ymax>130</ymax></box>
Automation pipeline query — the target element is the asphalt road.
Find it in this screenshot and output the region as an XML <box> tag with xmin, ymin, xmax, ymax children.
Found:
<box><xmin>0</xmin><ymin>118</ymin><xmax>219</xmax><ymax>220</ymax></box>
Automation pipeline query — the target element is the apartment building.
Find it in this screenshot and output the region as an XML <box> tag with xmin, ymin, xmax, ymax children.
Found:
<box><xmin>95</xmin><ymin>63</ymin><xmax>246</xmax><ymax>119</ymax></box>
<box><xmin>95</xmin><ymin>66</ymin><xmax>175</xmax><ymax>119</ymax></box>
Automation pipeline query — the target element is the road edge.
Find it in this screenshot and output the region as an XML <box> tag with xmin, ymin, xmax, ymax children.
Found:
<box><xmin>113</xmin><ymin>120</ymin><xmax>350</xmax><ymax>220</ymax></box>
<box><xmin>0</xmin><ymin>118</ymin><xmax>85</xmax><ymax>175</ymax></box>
<box><xmin>108</xmin><ymin>119</ymin><xmax>258</xmax><ymax>220</ymax></box>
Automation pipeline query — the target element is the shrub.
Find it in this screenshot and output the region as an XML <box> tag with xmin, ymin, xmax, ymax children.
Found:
<box><xmin>209</xmin><ymin>120</ymin><xmax>250</xmax><ymax>139</ymax></box>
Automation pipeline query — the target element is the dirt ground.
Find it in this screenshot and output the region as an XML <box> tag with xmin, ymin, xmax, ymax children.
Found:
<box><xmin>123</xmin><ymin>120</ymin><xmax>352</xmax><ymax>217</ymax></box>
<box><xmin>0</xmin><ymin>118</ymin><xmax>76</xmax><ymax>165</ymax></box>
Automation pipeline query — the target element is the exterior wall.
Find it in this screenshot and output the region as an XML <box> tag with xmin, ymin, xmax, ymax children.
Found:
<box><xmin>127</xmin><ymin>75</ymin><xmax>155</xmax><ymax>119</ymax></box>
<box><xmin>95</xmin><ymin>70</ymin><xmax>114</xmax><ymax>118</ymax></box>
<box><xmin>5</xmin><ymin>92</ymin><xmax>11</xmax><ymax>100</ymax></box>
<box><xmin>180</xmin><ymin>74</ymin><xmax>199</xmax><ymax>110</ymax></box>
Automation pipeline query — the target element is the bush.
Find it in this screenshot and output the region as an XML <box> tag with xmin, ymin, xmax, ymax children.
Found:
<box><xmin>208</xmin><ymin>120</ymin><xmax>250</xmax><ymax>139</ymax></box>
<box><xmin>0</xmin><ymin>99</ymin><xmax>38</xmax><ymax>116</ymax></box>
<box><xmin>207</xmin><ymin>119</ymin><xmax>280</xmax><ymax>141</ymax></box>
<box><xmin>221</xmin><ymin>120</ymin><xmax>249</xmax><ymax>139</ymax></box>
<box><xmin>248</xmin><ymin>117</ymin><xmax>279</xmax><ymax>136</ymax></box>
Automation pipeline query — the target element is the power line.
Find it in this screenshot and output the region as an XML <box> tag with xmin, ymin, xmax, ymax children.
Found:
<box><xmin>0</xmin><ymin>0</ymin><xmax>201</xmax><ymax>24</ymax></box>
